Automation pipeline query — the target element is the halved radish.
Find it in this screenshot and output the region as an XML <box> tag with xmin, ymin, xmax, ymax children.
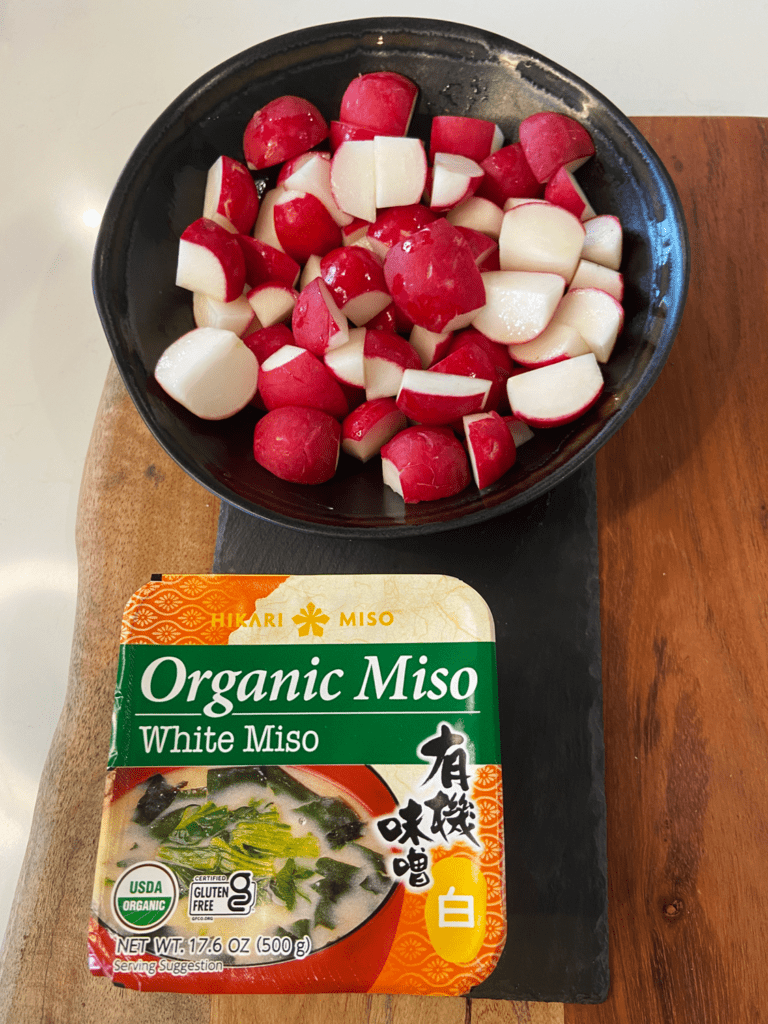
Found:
<box><xmin>203</xmin><ymin>155</ymin><xmax>259</xmax><ymax>234</ymax></box>
<box><xmin>464</xmin><ymin>410</ymin><xmax>517</xmax><ymax>489</ymax></box>
<box><xmin>381</xmin><ymin>426</ymin><xmax>470</xmax><ymax>503</ymax></box>
<box><xmin>342</xmin><ymin>397</ymin><xmax>407</xmax><ymax>462</ymax></box>
<box><xmin>320</xmin><ymin>246</ymin><xmax>391</xmax><ymax>326</ymax></box>
<box><xmin>176</xmin><ymin>218</ymin><xmax>246</xmax><ymax>303</ymax></box>
<box><xmin>291</xmin><ymin>278</ymin><xmax>349</xmax><ymax>357</ymax></box>
<box><xmin>396</xmin><ymin>368</ymin><xmax>490</xmax><ymax>425</ymax></box>
<box><xmin>258</xmin><ymin>345</ymin><xmax>348</xmax><ymax>419</ymax></box>
<box><xmin>518</xmin><ymin>112</ymin><xmax>595</xmax><ymax>183</ymax></box>
<box><xmin>253</xmin><ymin>406</ymin><xmax>341</xmax><ymax>484</ymax></box>
<box><xmin>155</xmin><ymin>327</ymin><xmax>258</xmax><ymax>420</ymax></box>
<box><xmin>340</xmin><ymin>72</ymin><xmax>418</xmax><ymax>136</ymax></box>
<box><xmin>507</xmin><ymin>352</ymin><xmax>604</xmax><ymax>426</ymax></box>
<box><xmin>243</xmin><ymin>96</ymin><xmax>328</xmax><ymax>170</ymax></box>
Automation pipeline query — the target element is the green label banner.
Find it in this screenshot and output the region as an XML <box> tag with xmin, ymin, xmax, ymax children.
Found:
<box><xmin>109</xmin><ymin>642</ymin><xmax>500</xmax><ymax>767</ymax></box>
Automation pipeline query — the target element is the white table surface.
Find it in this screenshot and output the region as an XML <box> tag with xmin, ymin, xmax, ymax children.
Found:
<box><xmin>1</xmin><ymin>0</ymin><xmax>765</xmax><ymax>946</ymax></box>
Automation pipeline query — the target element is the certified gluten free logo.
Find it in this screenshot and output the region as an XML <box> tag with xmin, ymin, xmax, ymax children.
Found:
<box><xmin>112</xmin><ymin>861</ymin><xmax>179</xmax><ymax>933</ymax></box>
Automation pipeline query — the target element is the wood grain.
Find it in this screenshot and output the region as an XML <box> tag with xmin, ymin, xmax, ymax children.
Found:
<box><xmin>3</xmin><ymin>118</ymin><xmax>766</xmax><ymax>1024</ymax></box>
<box><xmin>566</xmin><ymin>118</ymin><xmax>768</xmax><ymax>1023</ymax></box>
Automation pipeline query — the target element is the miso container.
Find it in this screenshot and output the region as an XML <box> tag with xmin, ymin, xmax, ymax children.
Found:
<box><xmin>89</xmin><ymin>574</ymin><xmax>505</xmax><ymax>994</ymax></box>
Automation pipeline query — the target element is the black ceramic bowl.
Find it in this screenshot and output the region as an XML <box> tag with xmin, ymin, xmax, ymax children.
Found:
<box><xmin>93</xmin><ymin>17</ymin><xmax>689</xmax><ymax>537</ymax></box>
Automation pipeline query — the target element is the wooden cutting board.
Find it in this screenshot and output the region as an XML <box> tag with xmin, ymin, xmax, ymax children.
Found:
<box><xmin>2</xmin><ymin>117</ymin><xmax>768</xmax><ymax>1024</ymax></box>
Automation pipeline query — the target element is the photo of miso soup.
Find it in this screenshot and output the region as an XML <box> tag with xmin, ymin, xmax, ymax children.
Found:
<box><xmin>94</xmin><ymin>764</ymin><xmax>398</xmax><ymax>965</ymax></box>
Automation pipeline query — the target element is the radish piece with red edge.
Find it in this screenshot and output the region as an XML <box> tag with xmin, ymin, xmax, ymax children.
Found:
<box><xmin>193</xmin><ymin>291</ymin><xmax>254</xmax><ymax>336</ymax></box>
<box><xmin>396</xmin><ymin>369</ymin><xmax>490</xmax><ymax>425</ymax></box>
<box><xmin>342</xmin><ymin>397</ymin><xmax>407</xmax><ymax>462</ymax></box>
<box><xmin>155</xmin><ymin>327</ymin><xmax>258</xmax><ymax>420</ymax></box>
<box><xmin>381</xmin><ymin>426</ymin><xmax>470</xmax><ymax>503</ymax></box>
<box><xmin>503</xmin><ymin>415</ymin><xmax>535</xmax><ymax>447</ymax></box>
<box><xmin>499</xmin><ymin>202</ymin><xmax>585</xmax><ymax>282</ymax></box>
<box><xmin>253</xmin><ymin>406</ymin><xmax>341</xmax><ymax>484</ymax></box>
<box><xmin>510</xmin><ymin>320</ymin><xmax>589</xmax><ymax>367</ymax></box>
<box><xmin>464</xmin><ymin>410</ymin><xmax>517</xmax><ymax>489</ymax></box>
<box><xmin>320</xmin><ymin>246</ymin><xmax>391</xmax><ymax>326</ymax></box>
<box><xmin>373</xmin><ymin>136</ymin><xmax>428</xmax><ymax>208</ymax></box>
<box><xmin>428</xmin><ymin>153</ymin><xmax>484</xmax><ymax>211</ymax></box>
<box><xmin>243</xmin><ymin>96</ymin><xmax>328</xmax><ymax>171</ymax></box>
<box><xmin>473</xmin><ymin>270</ymin><xmax>566</xmax><ymax>344</ymax></box>
<box><xmin>203</xmin><ymin>155</ymin><xmax>259</xmax><ymax>235</ymax></box>
<box><xmin>446</xmin><ymin>196</ymin><xmax>504</xmax><ymax>239</ymax></box>
<box><xmin>340</xmin><ymin>72</ymin><xmax>418</xmax><ymax>136</ymax></box>
<box><xmin>291</xmin><ymin>278</ymin><xmax>349</xmax><ymax>357</ymax></box>
<box><xmin>236</xmin><ymin>235</ymin><xmax>300</xmax><ymax>289</ymax></box>
<box><xmin>280</xmin><ymin>151</ymin><xmax>354</xmax><ymax>227</ymax></box>
<box><xmin>364</xmin><ymin>329</ymin><xmax>421</xmax><ymax>400</ymax></box>
<box><xmin>409</xmin><ymin>325</ymin><xmax>453</xmax><ymax>369</ymax></box>
<box><xmin>324</xmin><ymin>328</ymin><xmax>365</xmax><ymax>388</ymax></box>
<box><xmin>455</xmin><ymin>226</ymin><xmax>497</xmax><ymax>266</ymax></box>
<box><xmin>477</xmin><ymin>144</ymin><xmax>541</xmax><ymax>206</ymax></box>
<box><xmin>299</xmin><ymin>253</ymin><xmax>323</xmax><ymax>289</ymax></box>
<box><xmin>242</xmin><ymin>323</ymin><xmax>294</xmax><ymax>363</ymax></box>
<box><xmin>176</xmin><ymin>218</ymin><xmax>246</xmax><ymax>303</ymax></box>
<box><xmin>550</xmin><ymin>287</ymin><xmax>624</xmax><ymax>363</ymax></box>
<box><xmin>273</xmin><ymin>190</ymin><xmax>343</xmax><ymax>263</ymax></box>
<box><xmin>329</xmin><ymin>120</ymin><xmax>377</xmax><ymax>150</ymax></box>
<box><xmin>252</xmin><ymin>188</ymin><xmax>286</xmax><ymax>251</ymax></box>
<box><xmin>582</xmin><ymin>215</ymin><xmax>623</xmax><ymax>271</ymax></box>
<box><xmin>258</xmin><ymin>345</ymin><xmax>348</xmax><ymax>419</ymax></box>
<box><xmin>507</xmin><ymin>352</ymin><xmax>604</xmax><ymax>426</ymax></box>
<box><xmin>518</xmin><ymin>112</ymin><xmax>595</xmax><ymax>183</ymax></box>
<box><xmin>366</xmin><ymin>204</ymin><xmax>441</xmax><ymax>260</ymax></box>
<box><xmin>383</xmin><ymin>218</ymin><xmax>486</xmax><ymax>334</ymax></box>
<box><xmin>569</xmin><ymin>259</ymin><xmax>624</xmax><ymax>301</ymax></box>
<box><xmin>544</xmin><ymin>166</ymin><xmax>596</xmax><ymax>221</ymax></box>
<box><xmin>246</xmin><ymin>283</ymin><xmax>298</xmax><ymax>328</ymax></box>
<box><xmin>367</xmin><ymin>304</ymin><xmax>398</xmax><ymax>333</ymax></box>
<box><xmin>330</xmin><ymin>140</ymin><xmax>377</xmax><ymax>222</ymax></box>
<box><xmin>432</xmin><ymin>342</ymin><xmax>500</xmax><ymax>410</ymax></box>
<box><xmin>429</xmin><ymin>115</ymin><xmax>503</xmax><ymax>163</ymax></box>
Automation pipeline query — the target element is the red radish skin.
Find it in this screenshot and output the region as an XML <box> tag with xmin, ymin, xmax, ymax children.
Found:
<box><xmin>253</xmin><ymin>406</ymin><xmax>341</xmax><ymax>484</ymax></box>
<box><xmin>279</xmin><ymin>151</ymin><xmax>353</xmax><ymax>228</ymax></box>
<box><xmin>381</xmin><ymin>426</ymin><xmax>470</xmax><ymax>503</ymax></box>
<box><xmin>242</xmin><ymin>323</ymin><xmax>294</xmax><ymax>363</ymax></box>
<box><xmin>273</xmin><ymin>190</ymin><xmax>343</xmax><ymax>263</ymax></box>
<box><xmin>366</xmin><ymin>304</ymin><xmax>399</xmax><ymax>333</ymax></box>
<box><xmin>320</xmin><ymin>246</ymin><xmax>390</xmax><ymax>326</ymax></box>
<box><xmin>383</xmin><ymin>218</ymin><xmax>486</xmax><ymax>334</ymax></box>
<box><xmin>464</xmin><ymin>410</ymin><xmax>517</xmax><ymax>489</ymax></box>
<box><xmin>366</xmin><ymin>204</ymin><xmax>441</xmax><ymax>260</ymax></box>
<box><xmin>340</xmin><ymin>72</ymin><xmax>418</xmax><ymax>136</ymax></box>
<box><xmin>544</xmin><ymin>166</ymin><xmax>596</xmax><ymax>221</ymax></box>
<box><xmin>258</xmin><ymin>345</ymin><xmax>348</xmax><ymax>419</ymax></box>
<box><xmin>291</xmin><ymin>278</ymin><xmax>349</xmax><ymax>357</ymax></box>
<box><xmin>329</xmin><ymin>120</ymin><xmax>377</xmax><ymax>149</ymax></box>
<box><xmin>396</xmin><ymin>368</ymin><xmax>490</xmax><ymax>425</ymax></box>
<box><xmin>518</xmin><ymin>112</ymin><xmax>595</xmax><ymax>183</ymax></box>
<box><xmin>432</xmin><ymin>342</ymin><xmax>500</xmax><ymax>410</ymax></box>
<box><xmin>363</xmin><ymin>328</ymin><xmax>422</xmax><ymax>400</ymax></box>
<box><xmin>236</xmin><ymin>236</ymin><xmax>300</xmax><ymax>289</ymax></box>
<box><xmin>342</xmin><ymin>397</ymin><xmax>407</xmax><ymax>462</ymax></box>
<box><xmin>477</xmin><ymin>144</ymin><xmax>541</xmax><ymax>206</ymax></box>
<box><xmin>243</xmin><ymin>96</ymin><xmax>328</xmax><ymax>170</ymax></box>
<box><xmin>176</xmin><ymin>218</ymin><xmax>246</xmax><ymax>303</ymax></box>
<box><xmin>429</xmin><ymin>116</ymin><xmax>503</xmax><ymax>163</ymax></box>
<box><xmin>203</xmin><ymin>156</ymin><xmax>259</xmax><ymax>234</ymax></box>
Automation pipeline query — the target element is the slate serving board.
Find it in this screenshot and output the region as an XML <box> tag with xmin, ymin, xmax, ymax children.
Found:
<box><xmin>213</xmin><ymin>460</ymin><xmax>608</xmax><ymax>1003</ymax></box>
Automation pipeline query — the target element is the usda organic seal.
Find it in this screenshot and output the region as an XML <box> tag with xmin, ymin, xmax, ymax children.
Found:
<box><xmin>112</xmin><ymin>861</ymin><xmax>179</xmax><ymax>933</ymax></box>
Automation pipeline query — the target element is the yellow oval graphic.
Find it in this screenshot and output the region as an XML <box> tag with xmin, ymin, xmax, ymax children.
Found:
<box><xmin>425</xmin><ymin>855</ymin><xmax>487</xmax><ymax>964</ymax></box>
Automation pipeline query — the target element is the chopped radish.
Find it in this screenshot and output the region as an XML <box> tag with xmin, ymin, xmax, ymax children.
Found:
<box><xmin>246</xmin><ymin>282</ymin><xmax>298</xmax><ymax>327</ymax></box>
<box><xmin>373</xmin><ymin>136</ymin><xmax>428</xmax><ymax>208</ymax></box>
<box><xmin>581</xmin><ymin>214</ymin><xmax>623</xmax><ymax>270</ymax></box>
<box><xmin>551</xmin><ymin>287</ymin><xmax>624</xmax><ymax>363</ymax></box>
<box><xmin>429</xmin><ymin>115</ymin><xmax>503</xmax><ymax>163</ymax></box>
<box><xmin>367</xmin><ymin>304</ymin><xmax>399</xmax><ymax>333</ymax></box>
<box><xmin>472</xmin><ymin>270</ymin><xmax>566</xmax><ymax>344</ymax></box>
<box><xmin>569</xmin><ymin>259</ymin><xmax>624</xmax><ymax>301</ymax></box>
<box><xmin>396</xmin><ymin>368</ymin><xmax>490</xmax><ymax>425</ymax></box>
<box><xmin>341</xmin><ymin>218</ymin><xmax>371</xmax><ymax>247</ymax></box>
<box><xmin>477</xmin><ymin>143</ymin><xmax>541</xmax><ymax>206</ymax></box>
<box><xmin>364</xmin><ymin>328</ymin><xmax>421</xmax><ymax>400</ymax></box>
<box><xmin>431</xmin><ymin>342</ymin><xmax>500</xmax><ymax>410</ymax></box>
<box><xmin>409</xmin><ymin>324</ymin><xmax>453</xmax><ymax>368</ymax></box>
<box><xmin>176</xmin><ymin>218</ymin><xmax>246</xmax><ymax>303</ymax></box>
<box><xmin>455</xmin><ymin>226</ymin><xmax>497</xmax><ymax>266</ymax></box>
<box><xmin>503</xmin><ymin>415</ymin><xmax>535</xmax><ymax>447</ymax></box>
<box><xmin>242</xmin><ymin>323</ymin><xmax>294</xmax><ymax>363</ymax></box>
<box><xmin>330</xmin><ymin>140</ymin><xmax>377</xmax><ymax>222</ymax></box>
<box><xmin>381</xmin><ymin>426</ymin><xmax>470</xmax><ymax>503</ymax></box>
<box><xmin>203</xmin><ymin>155</ymin><xmax>259</xmax><ymax>234</ymax></box>
<box><xmin>544</xmin><ymin>166</ymin><xmax>596</xmax><ymax>221</ymax></box>
<box><xmin>446</xmin><ymin>195</ymin><xmax>504</xmax><ymax>239</ymax></box>
<box><xmin>251</xmin><ymin>188</ymin><xmax>286</xmax><ymax>251</ymax></box>
<box><xmin>383</xmin><ymin>218</ymin><xmax>486</xmax><ymax>333</ymax></box>
<box><xmin>291</xmin><ymin>278</ymin><xmax>349</xmax><ymax>356</ymax></box>
<box><xmin>273</xmin><ymin>190</ymin><xmax>343</xmax><ymax>263</ymax></box>
<box><xmin>155</xmin><ymin>327</ymin><xmax>258</xmax><ymax>420</ymax></box>
<box><xmin>280</xmin><ymin>151</ymin><xmax>354</xmax><ymax>227</ymax></box>
<box><xmin>366</xmin><ymin>204</ymin><xmax>440</xmax><ymax>260</ymax></box>
<box><xmin>507</xmin><ymin>352</ymin><xmax>604</xmax><ymax>426</ymax></box>
<box><xmin>428</xmin><ymin>153</ymin><xmax>484</xmax><ymax>211</ymax></box>
<box><xmin>243</xmin><ymin>96</ymin><xmax>328</xmax><ymax>170</ymax></box>
<box><xmin>193</xmin><ymin>291</ymin><xmax>254</xmax><ymax>336</ymax></box>
<box><xmin>324</xmin><ymin>328</ymin><xmax>365</xmax><ymax>388</ymax></box>
<box><xmin>299</xmin><ymin>252</ymin><xmax>323</xmax><ymax>289</ymax></box>
<box><xmin>342</xmin><ymin>397</ymin><xmax>407</xmax><ymax>462</ymax></box>
<box><xmin>329</xmin><ymin>120</ymin><xmax>377</xmax><ymax>149</ymax></box>
<box><xmin>464</xmin><ymin>410</ymin><xmax>517</xmax><ymax>489</ymax></box>
<box><xmin>258</xmin><ymin>345</ymin><xmax>348</xmax><ymax>419</ymax></box>
<box><xmin>320</xmin><ymin>246</ymin><xmax>391</xmax><ymax>326</ymax></box>
<box><xmin>340</xmin><ymin>72</ymin><xmax>418</xmax><ymax>136</ymax></box>
<box><xmin>510</xmin><ymin>320</ymin><xmax>589</xmax><ymax>367</ymax></box>
<box><xmin>518</xmin><ymin>112</ymin><xmax>595</xmax><ymax>183</ymax></box>
<box><xmin>236</xmin><ymin>235</ymin><xmax>300</xmax><ymax>289</ymax></box>
<box><xmin>253</xmin><ymin>406</ymin><xmax>341</xmax><ymax>484</ymax></box>
<box><xmin>498</xmin><ymin>202</ymin><xmax>586</xmax><ymax>282</ymax></box>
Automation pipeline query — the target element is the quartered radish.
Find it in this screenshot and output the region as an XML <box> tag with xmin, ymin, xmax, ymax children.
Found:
<box><xmin>155</xmin><ymin>327</ymin><xmax>258</xmax><ymax>420</ymax></box>
<box><xmin>381</xmin><ymin>426</ymin><xmax>470</xmax><ymax>503</ymax></box>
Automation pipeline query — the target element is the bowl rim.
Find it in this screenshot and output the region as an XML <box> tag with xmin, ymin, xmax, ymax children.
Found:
<box><xmin>93</xmin><ymin>17</ymin><xmax>690</xmax><ymax>538</ymax></box>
